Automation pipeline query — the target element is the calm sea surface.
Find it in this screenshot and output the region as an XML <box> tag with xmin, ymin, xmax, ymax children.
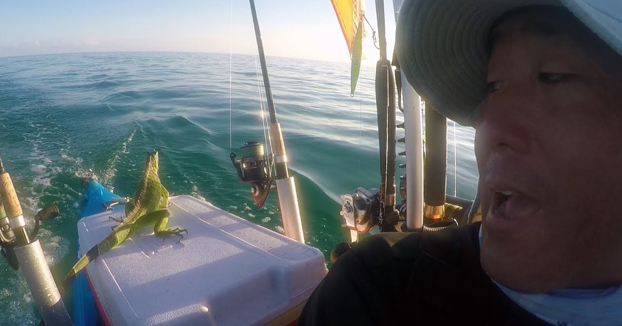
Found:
<box><xmin>0</xmin><ymin>52</ymin><xmax>478</xmax><ymax>325</ymax></box>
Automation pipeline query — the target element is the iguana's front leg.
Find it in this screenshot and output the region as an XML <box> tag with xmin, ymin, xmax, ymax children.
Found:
<box><xmin>138</xmin><ymin>209</ymin><xmax>188</xmax><ymax>243</ymax></box>
<box><xmin>108</xmin><ymin>199</ymin><xmax>134</xmax><ymax>224</ymax></box>
<box><xmin>154</xmin><ymin>210</ymin><xmax>187</xmax><ymax>243</ymax></box>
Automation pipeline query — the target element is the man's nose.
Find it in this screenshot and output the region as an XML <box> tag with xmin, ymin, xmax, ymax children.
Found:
<box><xmin>475</xmin><ymin>88</ymin><xmax>531</xmax><ymax>156</ymax></box>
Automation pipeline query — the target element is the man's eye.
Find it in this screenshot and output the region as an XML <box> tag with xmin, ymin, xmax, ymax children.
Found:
<box><xmin>486</xmin><ymin>81</ymin><xmax>502</xmax><ymax>93</ymax></box>
<box><xmin>539</xmin><ymin>72</ymin><xmax>571</xmax><ymax>84</ymax></box>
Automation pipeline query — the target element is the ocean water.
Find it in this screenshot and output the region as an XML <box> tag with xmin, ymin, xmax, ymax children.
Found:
<box><xmin>0</xmin><ymin>52</ymin><xmax>478</xmax><ymax>325</ymax></box>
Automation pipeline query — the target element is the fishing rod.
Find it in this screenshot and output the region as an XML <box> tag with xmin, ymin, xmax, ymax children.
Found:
<box><xmin>0</xmin><ymin>153</ymin><xmax>73</xmax><ymax>326</ymax></box>
<box><xmin>336</xmin><ymin>0</ymin><xmax>401</xmax><ymax>243</ymax></box>
<box><xmin>230</xmin><ymin>0</ymin><xmax>305</xmax><ymax>243</ymax></box>
<box><xmin>423</xmin><ymin>105</ymin><xmax>448</xmax><ymax>223</ymax></box>
<box><xmin>374</xmin><ymin>0</ymin><xmax>398</xmax><ymax>232</ymax></box>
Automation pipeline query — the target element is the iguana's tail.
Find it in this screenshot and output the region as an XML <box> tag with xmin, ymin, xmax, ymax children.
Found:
<box><xmin>61</xmin><ymin>224</ymin><xmax>132</xmax><ymax>295</ymax></box>
<box><xmin>61</xmin><ymin>245</ymin><xmax>99</xmax><ymax>294</ymax></box>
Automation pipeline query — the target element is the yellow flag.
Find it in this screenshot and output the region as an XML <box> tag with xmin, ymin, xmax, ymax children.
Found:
<box><xmin>330</xmin><ymin>0</ymin><xmax>364</xmax><ymax>96</ymax></box>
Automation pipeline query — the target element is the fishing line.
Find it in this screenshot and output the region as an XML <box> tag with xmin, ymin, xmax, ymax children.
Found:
<box><xmin>253</xmin><ymin>56</ymin><xmax>275</xmax><ymax>174</ymax></box>
<box><xmin>261</xmin><ymin>83</ymin><xmax>275</xmax><ymax>174</ymax></box>
<box><xmin>363</xmin><ymin>12</ymin><xmax>380</xmax><ymax>50</ymax></box>
<box><xmin>254</xmin><ymin>57</ymin><xmax>268</xmax><ymax>148</ymax></box>
<box><xmin>358</xmin><ymin>65</ymin><xmax>364</xmax><ymax>178</ymax></box>
<box><xmin>452</xmin><ymin>120</ymin><xmax>457</xmax><ymax>196</ymax></box>
<box><xmin>229</xmin><ymin>0</ymin><xmax>233</xmax><ymax>153</ymax></box>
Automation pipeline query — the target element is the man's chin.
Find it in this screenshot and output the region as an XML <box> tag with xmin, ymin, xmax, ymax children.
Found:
<box><xmin>480</xmin><ymin>244</ymin><xmax>564</xmax><ymax>294</ymax></box>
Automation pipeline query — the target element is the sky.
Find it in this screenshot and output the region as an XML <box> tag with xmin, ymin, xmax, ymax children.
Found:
<box><xmin>0</xmin><ymin>0</ymin><xmax>398</xmax><ymax>62</ymax></box>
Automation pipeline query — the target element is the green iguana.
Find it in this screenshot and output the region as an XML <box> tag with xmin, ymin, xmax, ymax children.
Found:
<box><xmin>61</xmin><ymin>151</ymin><xmax>187</xmax><ymax>294</ymax></box>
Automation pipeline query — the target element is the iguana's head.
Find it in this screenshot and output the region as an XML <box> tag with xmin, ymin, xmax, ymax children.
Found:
<box><xmin>146</xmin><ymin>150</ymin><xmax>159</xmax><ymax>172</ymax></box>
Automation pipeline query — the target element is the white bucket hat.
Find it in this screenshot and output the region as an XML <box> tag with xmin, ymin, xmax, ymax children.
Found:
<box><xmin>396</xmin><ymin>0</ymin><xmax>622</xmax><ymax>126</ymax></box>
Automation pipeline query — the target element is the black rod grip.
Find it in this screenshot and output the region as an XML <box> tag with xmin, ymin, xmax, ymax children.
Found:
<box><xmin>424</xmin><ymin>104</ymin><xmax>447</xmax><ymax>206</ymax></box>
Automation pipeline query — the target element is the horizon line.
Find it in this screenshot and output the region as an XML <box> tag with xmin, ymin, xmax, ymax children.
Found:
<box><xmin>0</xmin><ymin>49</ymin><xmax>367</xmax><ymax>65</ymax></box>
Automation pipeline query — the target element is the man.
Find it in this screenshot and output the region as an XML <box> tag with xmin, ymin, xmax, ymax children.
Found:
<box><xmin>300</xmin><ymin>0</ymin><xmax>622</xmax><ymax>325</ymax></box>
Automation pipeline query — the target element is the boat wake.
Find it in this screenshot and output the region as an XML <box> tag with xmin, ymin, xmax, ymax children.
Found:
<box><xmin>100</xmin><ymin>128</ymin><xmax>136</xmax><ymax>186</ymax></box>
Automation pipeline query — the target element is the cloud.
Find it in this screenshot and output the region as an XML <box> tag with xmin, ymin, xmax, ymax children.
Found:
<box><xmin>35</xmin><ymin>40</ymin><xmax>40</xmax><ymax>47</ymax></box>
<box><xmin>82</xmin><ymin>39</ymin><xmax>99</xmax><ymax>46</ymax></box>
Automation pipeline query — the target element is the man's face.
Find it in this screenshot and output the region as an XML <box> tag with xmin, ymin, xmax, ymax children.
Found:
<box><xmin>475</xmin><ymin>9</ymin><xmax>622</xmax><ymax>293</ymax></box>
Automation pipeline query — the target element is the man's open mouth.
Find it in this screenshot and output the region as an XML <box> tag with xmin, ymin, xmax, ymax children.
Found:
<box><xmin>490</xmin><ymin>189</ymin><xmax>540</xmax><ymax>220</ymax></box>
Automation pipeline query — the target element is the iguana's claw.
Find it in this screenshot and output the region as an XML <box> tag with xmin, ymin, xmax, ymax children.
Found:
<box><xmin>156</xmin><ymin>228</ymin><xmax>188</xmax><ymax>243</ymax></box>
<box><xmin>109</xmin><ymin>215</ymin><xmax>124</xmax><ymax>223</ymax></box>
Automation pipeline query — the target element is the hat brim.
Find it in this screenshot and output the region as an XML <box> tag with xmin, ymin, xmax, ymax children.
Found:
<box><xmin>395</xmin><ymin>0</ymin><xmax>622</xmax><ymax>126</ymax></box>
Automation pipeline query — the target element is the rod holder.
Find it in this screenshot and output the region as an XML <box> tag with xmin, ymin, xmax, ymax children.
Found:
<box><xmin>15</xmin><ymin>240</ymin><xmax>73</xmax><ymax>326</ymax></box>
<box><xmin>276</xmin><ymin>177</ymin><xmax>304</xmax><ymax>243</ymax></box>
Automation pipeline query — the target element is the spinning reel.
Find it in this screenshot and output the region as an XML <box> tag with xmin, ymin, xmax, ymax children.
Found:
<box><xmin>339</xmin><ymin>187</ymin><xmax>381</xmax><ymax>236</ymax></box>
<box><xmin>230</xmin><ymin>141</ymin><xmax>274</xmax><ymax>208</ymax></box>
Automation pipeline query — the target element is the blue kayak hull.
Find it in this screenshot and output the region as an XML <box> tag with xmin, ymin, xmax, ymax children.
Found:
<box><xmin>74</xmin><ymin>181</ymin><xmax>122</xmax><ymax>326</ymax></box>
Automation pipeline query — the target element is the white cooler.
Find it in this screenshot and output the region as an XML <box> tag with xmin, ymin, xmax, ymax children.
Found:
<box><xmin>77</xmin><ymin>195</ymin><xmax>327</xmax><ymax>326</ymax></box>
